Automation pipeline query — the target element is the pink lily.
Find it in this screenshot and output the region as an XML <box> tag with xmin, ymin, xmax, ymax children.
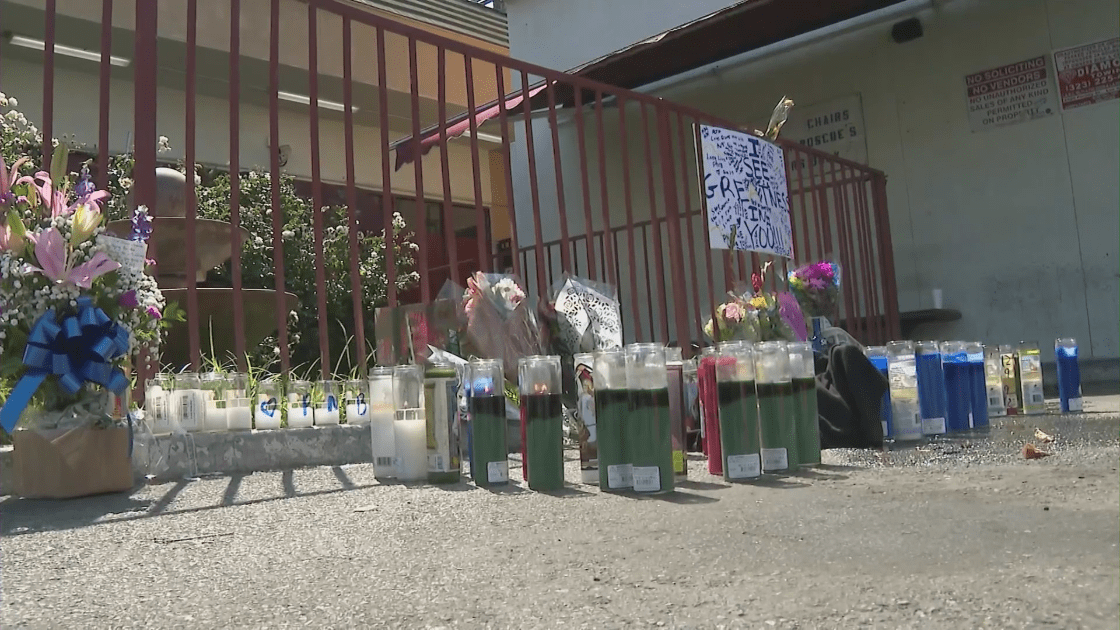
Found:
<box><xmin>27</xmin><ymin>226</ymin><xmax>120</xmax><ymax>289</ymax></box>
<box><xmin>0</xmin><ymin>155</ymin><xmax>30</xmax><ymax>205</ymax></box>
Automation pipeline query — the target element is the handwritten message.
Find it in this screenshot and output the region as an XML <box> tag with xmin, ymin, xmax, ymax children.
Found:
<box><xmin>97</xmin><ymin>235</ymin><xmax>148</xmax><ymax>273</ymax></box>
<box><xmin>698</xmin><ymin>125</ymin><xmax>792</xmax><ymax>258</ymax></box>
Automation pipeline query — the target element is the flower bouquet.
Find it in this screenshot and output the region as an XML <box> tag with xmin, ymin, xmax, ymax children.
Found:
<box><xmin>788</xmin><ymin>260</ymin><xmax>841</xmax><ymax>318</ymax></box>
<box><xmin>460</xmin><ymin>272</ymin><xmax>544</xmax><ymax>383</ymax></box>
<box><xmin>0</xmin><ymin>150</ymin><xmax>165</xmax><ymax>497</ymax></box>
<box><xmin>788</xmin><ymin>260</ymin><xmax>841</xmax><ymax>352</ymax></box>
<box><xmin>704</xmin><ymin>262</ymin><xmax>808</xmax><ymax>344</ymax></box>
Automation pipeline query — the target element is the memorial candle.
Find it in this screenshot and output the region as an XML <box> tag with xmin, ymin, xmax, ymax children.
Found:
<box><xmin>287</xmin><ymin>380</ymin><xmax>314</xmax><ymax>428</ymax></box>
<box><xmin>255</xmin><ymin>378</ymin><xmax>282</xmax><ymax>430</ymax></box>
<box><xmin>314</xmin><ymin>380</ymin><xmax>341</xmax><ymax>426</ymax></box>
<box><xmin>368</xmin><ymin>367</ymin><xmax>396</xmax><ymax>478</ymax></box>
<box><xmin>594</xmin><ymin>348</ymin><xmax>632</xmax><ymax>491</ymax></box>
<box><xmin>716</xmin><ymin>341</ymin><xmax>760</xmax><ymax>482</ymax></box>
<box><xmin>519</xmin><ymin>355</ymin><xmax>564</xmax><ymax>491</ymax></box>
<box><xmin>468</xmin><ymin>359</ymin><xmax>508</xmax><ymax>487</ymax></box>
<box><xmin>393</xmin><ymin>365</ymin><xmax>428</xmax><ymax>482</ymax></box>
<box><xmin>626</xmin><ymin>343</ymin><xmax>674</xmax><ymax>494</ymax></box>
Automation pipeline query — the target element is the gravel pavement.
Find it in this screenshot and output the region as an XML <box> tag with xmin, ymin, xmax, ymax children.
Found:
<box><xmin>3</xmin><ymin>397</ymin><xmax>1118</xmax><ymax>629</ymax></box>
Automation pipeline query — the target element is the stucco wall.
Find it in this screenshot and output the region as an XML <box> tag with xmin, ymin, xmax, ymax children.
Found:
<box><xmin>505</xmin><ymin>0</ymin><xmax>1120</xmax><ymax>359</ymax></box>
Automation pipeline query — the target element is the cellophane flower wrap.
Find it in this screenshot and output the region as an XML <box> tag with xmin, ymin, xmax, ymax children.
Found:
<box><xmin>703</xmin><ymin>261</ymin><xmax>808</xmax><ymax>344</ymax></box>
<box><xmin>0</xmin><ymin>143</ymin><xmax>164</xmax><ymax>433</ymax></box>
<box><xmin>548</xmin><ymin>274</ymin><xmax>623</xmax><ymax>356</ymax></box>
<box><xmin>460</xmin><ymin>272</ymin><xmax>544</xmax><ymax>383</ymax></box>
<box><xmin>788</xmin><ymin>260</ymin><xmax>841</xmax><ymax>318</ymax></box>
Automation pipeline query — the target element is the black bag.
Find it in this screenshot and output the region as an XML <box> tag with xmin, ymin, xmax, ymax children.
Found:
<box><xmin>815</xmin><ymin>344</ymin><xmax>887</xmax><ymax>449</ymax></box>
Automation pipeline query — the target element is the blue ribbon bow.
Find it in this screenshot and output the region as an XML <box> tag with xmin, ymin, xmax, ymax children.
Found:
<box><xmin>1</xmin><ymin>296</ymin><xmax>131</xmax><ymax>433</ymax></box>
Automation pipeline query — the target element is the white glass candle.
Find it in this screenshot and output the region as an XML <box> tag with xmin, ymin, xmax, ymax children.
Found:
<box><xmin>394</xmin><ymin>413</ymin><xmax>429</xmax><ymax>481</ymax></box>
<box><xmin>144</xmin><ymin>374</ymin><xmax>173</xmax><ymax>435</ymax></box>
<box><xmin>344</xmin><ymin>379</ymin><xmax>371</xmax><ymax>425</ymax></box>
<box><xmin>393</xmin><ymin>365</ymin><xmax>427</xmax><ymax>481</ymax></box>
<box><xmin>255</xmin><ymin>379</ymin><xmax>282</xmax><ymax>430</ymax></box>
<box><xmin>170</xmin><ymin>373</ymin><xmax>205</xmax><ymax>432</ymax></box>
<box><xmin>314</xmin><ymin>380</ymin><xmax>341</xmax><ymax>426</ymax></box>
<box><xmin>369</xmin><ymin>368</ymin><xmax>396</xmax><ymax>478</ymax></box>
<box><xmin>226</xmin><ymin>374</ymin><xmax>253</xmax><ymax>430</ymax></box>
<box><xmin>288</xmin><ymin>380</ymin><xmax>314</xmax><ymax>428</ymax></box>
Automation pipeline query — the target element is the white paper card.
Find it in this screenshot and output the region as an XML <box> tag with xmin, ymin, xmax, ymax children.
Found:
<box><xmin>487</xmin><ymin>460</ymin><xmax>509</xmax><ymax>484</ymax></box>
<box><xmin>607</xmin><ymin>463</ymin><xmax>633</xmax><ymax>489</ymax></box>
<box><xmin>97</xmin><ymin>235</ymin><xmax>148</xmax><ymax>273</ymax></box>
<box><xmin>726</xmin><ymin>453</ymin><xmax>761</xmax><ymax>479</ymax></box>
<box><xmin>923</xmin><ymin>417</ymin><xmax>947</xmax><ymax>435</ymax></box>
<box><xmin>761</xmin><ymin>448</ymin><xmax>788</xmax><ymax>472</ymax></box>
<box><xmin>631</xmin><ymin>466</ymin><xmax>661</xmax><ymax>492</ymax></box>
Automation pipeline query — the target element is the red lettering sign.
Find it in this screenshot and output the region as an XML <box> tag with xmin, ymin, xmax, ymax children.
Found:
<box><xmin>1054</xmin><ymin>38</ymin><xmax>1120</xmax><ymax>111</ymax></box>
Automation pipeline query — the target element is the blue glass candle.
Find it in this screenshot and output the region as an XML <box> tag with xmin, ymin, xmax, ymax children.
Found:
<box><xmin>915</xmin><ymin>341</ymin><xmax>947</xmax><ymax>437</ymax></box>
<box><xmin>940</xmin><ymin>341</ymin><xmax>971</xmax><ymax>434</ymax></box>
<box><xmin>866</xmin><ymin>346</ymin><xmax>893</xmax><ymax>439</ymax></box>
<box><xmin>966</xmin><ymin>342</ymin><xmax>989</xmax><ymax>430</ymax></box>
<box><xmin>1055</xmin><ymin>338</ymin><xmax>1082</xmax><ymax>412</ymax></box>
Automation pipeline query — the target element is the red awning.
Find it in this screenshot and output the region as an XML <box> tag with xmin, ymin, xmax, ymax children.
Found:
<box><xmin>393</xmin><ymin>81</ymin><xmax>550</xmax><ymax>171</ymax></box>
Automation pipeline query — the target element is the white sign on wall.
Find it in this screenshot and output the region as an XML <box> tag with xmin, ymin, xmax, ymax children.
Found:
<box><xmin>698</xmin><ymin>125</ymin><xmax>793</xmax><ymax>259</ymax></box>
<box><xmin>784</xmin><ymin>93</ymin><xmax>868</xmax><ymax>168</ymax></box>
<box><xmin>965</xmin><ymin>55</ymin><xmax>1058</xmax><ymax>132</ymax></box>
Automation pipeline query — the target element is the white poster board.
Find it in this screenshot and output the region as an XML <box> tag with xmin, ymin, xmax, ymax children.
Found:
<box><xmin>698</xmin><ymin>124</ymin><xmax>793</xmax><ymax>259</ymax></box>
<box><xmin>965</xmin><ymin>55</ymin><xmax>1058</xmax><ymax>132</ymax></box>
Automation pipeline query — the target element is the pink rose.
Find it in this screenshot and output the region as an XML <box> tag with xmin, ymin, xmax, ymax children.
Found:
<box><xmin>723</xmin><ymin>302</ymin><xmax>744</xmax><ymax>323</ymax></box>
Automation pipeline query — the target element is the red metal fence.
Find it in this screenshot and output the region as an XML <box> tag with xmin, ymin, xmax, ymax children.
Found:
<box><xmin>0</xmin><ymin>0</ymin><xmax>899</xmax><ymax>387</ymax></box>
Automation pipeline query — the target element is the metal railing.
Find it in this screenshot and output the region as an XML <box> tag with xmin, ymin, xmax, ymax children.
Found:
<box><xmin>0</xmin><ymin>0</ymin><xmax>899</xmax><ymax>394</ymax></box>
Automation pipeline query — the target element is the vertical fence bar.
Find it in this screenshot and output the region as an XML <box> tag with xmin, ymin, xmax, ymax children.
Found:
<box><xmin>847</xmin><ymin>169</ymin><xmax>872</xmax><ymax>343</ymax></box>
<box><xmin>676</xmin><ymin>114</ymin><xmax>703</xmax><ymax>346</ymax></box>
<box><xmin>96</xmin><ymin>0</ymin><xmax>113</xmax><ymax>190</ymax></box>
<box><xmin>616</xmin><ymin>97</ymin><xmax>644</xmax><ymax>340</ymax></box>
<box><xmin>792</xmin><ymin>148</ymin><xmax>813</xmax><ymax>263</ymax></box>
<box><xmin>825</xmin><ymin>161</ymin><xmax>856</xmax><ymax>333</ymax></box>
<box><xmin>853</xmin><ymin>171</ymin><xmax>879</xmax><ymax>343</ymax></box>
<box><xmin>572</xmin><ymin>88</ymin><xmax>597</xmax><ymax>280</ymax></box>
<box><xmin>342</xmin><ymin>17</ymin><xmax>366</xmax><ymax>369</ymax></box>
<box><xmin>407</xmin><ymin>37</ymin><xmax>430</xmax><ymax>303</ymax></box>
<box><xmin>268</xmin><ymin>0</ymin><xmax>290</xmax><ymax>374</ymax></box>
<box><xmin>307</xmin><ymin>5</ymin><xmax>331</xmax><ymax>377</ymax></box>
<box><xmin>873</xmin><ymin>174</ymin><xmax>901</xmax><ymax>340</ymax></box>
<box><xmin>657</xmin><ymin>108</ymin><xmax>692</xmax><ymax>357</ymax></box>
<box><xmin>640</xmin><ymin>102</ymin><xmax>670</xmax><ymax>342</ymax></box>
<box><xmin>494</xmin><ymin>66</ymin><xmax>523</xmax><ymax>280</ymax></box>
<box><xmin>131</xmin><ymin>0</ymin><xmax>159</xmax><ymax>392</ymax></box>
<box><xmin>183</xmin><ymin>0</ymin><xmax>201</xmax><ymax>371</ymax></box>
<box><xmin>228</xmin><ymin>0</ymin><xmax>247</xmax><ymax>370</ymax></box>
<box><xmin>41</xmin><ymin>0</ymin><xmax>55</xmax><ymax>171</ymax></box>
<box><xmin>640</xmin><ymin>227</ymin><xmax>654</xmax><ymax>336</ymax></box>
<box><xmin>594</xmin><ymin>92</ymin><xmax>618</xmax><ymax>291</ymax></box>
<box><xmin>833</xmin><ymin>166</ymin><xmax>860</xmax><ymax>341</ymax></box>
<box><xmin>855</xmin><ymin>175</ymin><xmax>883</xmax><ymax>343</ymax></box>
<box><xmin>519</xmin><ymin>71</ymin><xmax>548</xmax><ymax>299</ymax></box>
<box><xmin>436</xmin><ymin>46</ymin><xmax>459</xmax><ymax>291</ymax></box>
<box><xmin>463</xmin><ymin>56</ymin><xmax>488</xmax><ymax>273</ymax></box>
<box><xmin>809</xmin><ymin>153</ymin><xmax>827</xmax><ymax>261</ymax></box>
<box><xmin>692</xmin><ymin>123</ymin><xmax>720</xmax><ymax>344</ymax></box>
<box><xmin>545</xmin><ymin>81</ymin><xmax>572</xmax><ymax>272</ymax></box>
<box><xmin>375</xmin><ymin>27</ymin><xmax>397</xmax><ymax>308</ymax></box>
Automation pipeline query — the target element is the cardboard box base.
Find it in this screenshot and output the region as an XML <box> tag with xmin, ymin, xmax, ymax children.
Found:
<box><xmin>12</xmin><ymin>425</ymin><xmax>134</xmax><ymax>499</ymax></box>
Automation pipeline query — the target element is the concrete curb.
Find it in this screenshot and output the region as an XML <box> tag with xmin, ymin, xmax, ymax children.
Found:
<box><xmin>0</xmin><ymin>419</ymin><xmax>523</xmax><ymax>496</ymax></box>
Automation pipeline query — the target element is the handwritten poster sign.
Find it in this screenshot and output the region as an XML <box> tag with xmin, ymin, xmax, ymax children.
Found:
<box><xmin>965</xmin><ymin>55</ymin><xmax>1057</xmax><ymax>132</ymax></box>
<box><xmin>1053</xmin><ymin>37</ymin><xmax>1120</xmax><ymax>111</ymax></box>
<box><xmin>698</xmin><ymin>125</ymin><xmax>792</xmax><ymax>258</ymax></box>
<box><xmin>97</xmin><ymin>235</ymin><xmax>148</xmax><ymax>273</ymax></box>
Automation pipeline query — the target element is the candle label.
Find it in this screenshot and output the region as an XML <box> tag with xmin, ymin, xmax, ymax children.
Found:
<box><xmin>726</xmin><ymin>453</ymin><xmax>761</xmax><ymax>479</ymax></box>
<box><xmin>632</xmin><ymin>466</ymin><xmax>661</xmax><ymax>492</ymax></box>
<box><xmin>176</xmin><ymin>392</ymin><xmax>202</xmax><ymax>431</ymax></box>
<box><xmin>574</xmin><ymin>359</ymin><xmax>599</xmax><ymax>482</ymax></box>
<box><xmin>607</xmin><ymin>463</ymin><xmax>633</xmax><ymax>489</ymax></box>
<box><xmin>922</xmin><ymin>417</ymin><xmax>946</xmax><ymax>435</ymax></box>
<box><xmin>987</xmin><ymin>386</ymin><xmax>1004</xmax><ymax>409</ymax></box>
<box><xmin>761</xmin><ymin>448</ymin><xmax>788</xmax><ymax>472</ymax></box>
<box><xmin>1068</xmin><ymin>397</ymin><xmax>1083</xmax><ymax>412</ymax></box>
<box><xmin>1022</xmin><ymin>381</ymin><xmax>1044</xmax><ymax>407</ymax></box>
<box><xmin>487</xmin><ymin>460</ymin><xmax>509</xmax><ymax>484</ymax></box>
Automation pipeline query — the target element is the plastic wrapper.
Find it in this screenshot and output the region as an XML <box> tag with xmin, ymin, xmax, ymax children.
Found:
<box><xmin>373</xmin><ymin>293</ymin><xmax>462</xmax><ymax>366</ymax></box>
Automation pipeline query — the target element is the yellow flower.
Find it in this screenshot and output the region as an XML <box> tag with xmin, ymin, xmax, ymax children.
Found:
<box><xmin>70</xmin><ymin>201</ymin><xmax>102</xmax><ymax>244</ymax></box>
<box><xmin>749</xmin><ymin>295</ymin><xmax>768</xmax><ymax>310</ymax></box>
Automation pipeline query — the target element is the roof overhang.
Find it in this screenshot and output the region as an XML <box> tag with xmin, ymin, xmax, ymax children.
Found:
<box><xmin>567</xmin><ymin>0</ymin><xmax>912</xmax><ymax>92</ymax></box>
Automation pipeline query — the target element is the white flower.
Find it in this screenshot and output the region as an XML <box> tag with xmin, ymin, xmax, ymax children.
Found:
<box><xmin>8</xmin><ymin>97</ymin><xmax>16</xmax><ymax>107</ymax></box>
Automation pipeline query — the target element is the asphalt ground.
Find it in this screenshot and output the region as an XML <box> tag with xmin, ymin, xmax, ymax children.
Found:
<box><xmin>2</xmin><ymin>396</ymin><xmax>1117</xmax><ymax>629</ymax></box>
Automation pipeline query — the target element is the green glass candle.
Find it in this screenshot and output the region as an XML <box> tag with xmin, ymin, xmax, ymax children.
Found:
<box><xmin>716</xmin><ymin>341</ymin><xmax>761</xmax><ymax>481</ymax></box>
<box><xmin>519</xmin><ymin>355</ymin><xmax>565</xmax><ymax>491</ymax></box>
<box><xmin>468</xmin><ymin>359</ymin><xmax>508</xmax><ymax>487</ymax></box>
<box><xmin>789</xmin><ymin>342</ymin><xmax>820</xmax><ymax>465</ymax></box>
<box><xmin>626</xmin><ymin>343</ymin><xmax>674</xmax><ymax>494</ymax></box>
<box><xmin>593</xmin><ymin>349</ymin><xmax>632</xmax><ymax>491</ymax></box>
<box><xmin>754</xmin><ymin>341</ymin><xmax>798</xmax><ymax>473</ymax></box>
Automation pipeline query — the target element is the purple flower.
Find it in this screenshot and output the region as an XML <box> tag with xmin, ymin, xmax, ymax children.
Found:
<box><xmin>76</xmin><ymin>164</ymin><xmax>96</xmax><ymax>198</ymax></box>
<box><xmin>130</xmin><ymin>206</ymin><xmax>153</xmax><ymax>243</ymax></box>
<box><xmin>146</xmin><ymin>306</ymin><xmax>162</xmax><ymax>320</ymax></box>
<box><xmin>119</xmin><ymin>289</ymin><xmax>139</xmax><ymax>308</ymax></box>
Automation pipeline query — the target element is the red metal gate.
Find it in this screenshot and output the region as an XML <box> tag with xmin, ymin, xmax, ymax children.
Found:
<box><xmin>0</xmin><ymin>0</ymin><xmax>899</xmax><ymax>387</ymax></box>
